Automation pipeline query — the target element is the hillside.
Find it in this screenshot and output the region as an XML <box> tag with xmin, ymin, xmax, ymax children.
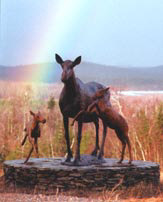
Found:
<box><xmin>0</xmin><ymin>62</ymin><xmax>163</xmax><ymax>90</ymax></box>
<box><xmin>76</xmin><ymin>63</ymin><xmax>163</xmax><ymax>90</ymax></box>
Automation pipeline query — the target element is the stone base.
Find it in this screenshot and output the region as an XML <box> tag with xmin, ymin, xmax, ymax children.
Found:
<box><xmin>3</xmin><ymin>155</ymin><xmax>160</xmax><ymax>191</ymax></box>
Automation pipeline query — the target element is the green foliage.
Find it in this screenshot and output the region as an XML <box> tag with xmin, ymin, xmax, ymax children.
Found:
<box><xmin>80</xmin><ymin>130</ymin><xmax>93</xmax><ymax>154</ymax></box>
<box><xmin>6</xmin><ymin>147</ymin><xmax>22</xmax><ymax>160</ymax></box>
<box><xmin>0</xmin><ymin>99</ymin><xmax>8</xmax><ymax>108</ymax></box>
<box><xmin>47</xmin><ymin>96</ymin><xmax>55</xmax><ymax>110</ymax></box>
<box><xmin>31</xmin><ymin>99</ymin><xmax>45</xmax><ymax>110</ymax></box>
<box><xmin>156</xmin><ymin>102</ymin><xmax>163</xmax><ymax>130</ymax></box>
<box><xmin>0</xmin><ymin>153</ymin><xmax>5</xmax><ymax>163</ymax></box>
<box><xmin>136</xmin><ymin>109</ymin><xmax>149</xmax><ymax>136</ymax></box>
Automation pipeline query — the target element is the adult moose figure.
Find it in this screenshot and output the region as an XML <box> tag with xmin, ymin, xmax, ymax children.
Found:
<box><xmin>55</xmin><ymin>54</ymin><xmax>111</xmax><ymax>165</ymax></box>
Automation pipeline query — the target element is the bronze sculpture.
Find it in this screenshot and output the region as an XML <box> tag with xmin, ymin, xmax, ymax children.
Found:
<box><xmin>21</xmin><ymin>111</ymin><xmax>46</xmax><ymax>163</ymax></box>
<box><xmin>55</xmin><ymin>54</ymin><xmax>111</xmax><ymax>165</ymax></box>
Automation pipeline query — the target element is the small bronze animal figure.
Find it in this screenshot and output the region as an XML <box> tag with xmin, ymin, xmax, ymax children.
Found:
<box><xmin>72</xmin><ymin>87</ymin><xmax>133</xmax><ymax>164</ymax></box>
<box><xmin>21</xmin><ymin>111</ymin><xmax>46</xmax><ymax>164</ymax></box>
<box><xmin>55</xmin><ymin>54</ymin><xmax>111</xmax><ymax>165</ymax></box>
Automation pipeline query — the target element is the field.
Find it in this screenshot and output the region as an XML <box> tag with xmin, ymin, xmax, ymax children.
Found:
<box><xmin>0</xmin><ymin>80</ymin><xmax>163</xmax><ymax>201</ymax></box>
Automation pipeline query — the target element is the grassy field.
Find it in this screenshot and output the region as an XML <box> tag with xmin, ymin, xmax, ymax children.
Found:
<box><xmin>0</xmin><ymin>80</ymin><xmax>163</xmax><ymax>201</ymax></box>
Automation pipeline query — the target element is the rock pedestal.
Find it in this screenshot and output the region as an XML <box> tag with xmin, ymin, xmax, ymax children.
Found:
<box><xmin>3</xmin><ymin>155</ymin><xmax>160</xmax><ymax>191</ymax></box>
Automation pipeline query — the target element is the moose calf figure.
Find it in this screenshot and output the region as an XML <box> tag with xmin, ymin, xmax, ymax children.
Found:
<box><xmin>72</xmin><ymin>87</ymin><xmax>133</xmax><ymax>164</ymax></box>
<box><xmin>21</xmin><ymin>111</ymin><xmax>46</xmax><ymax>163</ymax></box>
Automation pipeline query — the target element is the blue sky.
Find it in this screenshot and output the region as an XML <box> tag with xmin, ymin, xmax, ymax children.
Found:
<box><xmin>0</xmin><ymin>0</ymin><xmax>163</xmax><ymax>67</ymax></box>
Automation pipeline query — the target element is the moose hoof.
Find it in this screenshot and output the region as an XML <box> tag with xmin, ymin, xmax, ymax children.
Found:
<box><xmin>117</xmin><ymin>160</ymin><xmax>122</xmax><ymax>164</ymax></box>
<box><xmin>97</xmin><ymin>154</ymin><xmax>104</xmax><ymax>160</ymax></box>
<box><xmin>97</xmin><ymin>156</ymin><xmax>105</xmax><ymax>164</ymax></box>
<box><xmin>72</xmin><ymin>158</ymin><xmax>81</xmax><ymax>166</ymax></box>
<box><xmin>91</xmin><ymin>150</ymin><xmax>98</xmax><ymax>157</ymax></box>
<box><xmin>23</xmin><ymin>159</ymin><xmax>28</xmax><ymax>164</ymax></box>
<box><xmin>65</xmin><ymin>152</ymin><xmax>73</xmax><ymax>162</ymax></box>
<box><xmin>65</xmin><ymin>157</ymin><xmax>72</xmax><ymax>163</ymax></box>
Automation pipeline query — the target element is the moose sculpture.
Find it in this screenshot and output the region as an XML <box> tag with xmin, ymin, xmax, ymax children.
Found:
<box><xmin>72</xmin><ymin>87</ymin><xmax>133</xmax><ymax>164</ymax></box>
<box><xmin>21</xmin><ymin>111</ymin><xmax>46</xmax><ymax>163</ymax></box>
<box><xmin>55</xmin><ymin>54</ymin><xmax>111</xmax><ymax>165</ymax></box>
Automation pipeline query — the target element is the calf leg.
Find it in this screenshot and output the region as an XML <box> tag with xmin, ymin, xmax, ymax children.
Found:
<box><xmin>21</xmin><ymin>134</ymin><xmax>28</xmax><ymax>146</ymax></box>
<box><xmin>115</xmin><ymin>130</ymin><xmax>126</xmax><ymax>164</ymax></box>
<box><xmin>71</xmin><ymin>110</ymin><xmax>84</xmax><ymax>126</ymax></box>
<box><xmin>24</xmin><ymin>146</ymin><xmax>34</xmax><ymax>164</ymax></box>
<box><xmin>34</xmin><ymin>138</ymin><xmax>39</xmax><ymax>158</ymax></box>
<box><xmin>118</xmin><ymin>141</ymin><xmax>126</xmax><ymax>164</ymax></box>
<box><xmin>98</xmin><ymin>121</ymin><xmax>107</xmax><ymax>159</ymax></box>
<box><xmin>125</xmin><ymin>135</ymin><xmax>133</xmax><ymax>164</ymax></box>
<box><xmin>91</xmin><ymin>119</ymin><xmax>100</xmax><ymax>156</ymax></box>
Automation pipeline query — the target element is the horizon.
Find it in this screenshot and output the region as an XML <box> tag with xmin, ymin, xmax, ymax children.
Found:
<box><xmin>0</xmin><ymin>0</ymin><xmax>163</xmax><ymax>67</ymax></box>
<box><xmin>0</xmin><ymin>60</ymin><xmax>163</xmax><ymax>69</ymax></box>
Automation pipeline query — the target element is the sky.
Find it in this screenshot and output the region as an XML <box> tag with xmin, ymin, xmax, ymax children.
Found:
<box><xmin>0</xmin><ymin>0</ymin><xmax>163</xmax><ymax>67</ymax></box>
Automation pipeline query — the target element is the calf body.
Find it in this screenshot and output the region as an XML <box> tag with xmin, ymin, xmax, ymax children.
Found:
<box><xmin>89</xmin><ymin>88</ymin><xmax>133</xmax><ymax>164</ymax></box>
<box><xmin>73</xmin><ymin>87</ymin><xmax>133</xmax><ymax>164</ymax></box>
<box><xmin>21</xmin><ymin>111</ymin><xmax>46</xmax><ymax>163</ymax></box>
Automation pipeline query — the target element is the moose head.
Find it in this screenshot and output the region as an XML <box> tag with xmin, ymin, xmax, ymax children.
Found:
<box><xmin>55</xmin><ymin>54</ymin><xmax>81</xmax><ymax>83</ymax></box>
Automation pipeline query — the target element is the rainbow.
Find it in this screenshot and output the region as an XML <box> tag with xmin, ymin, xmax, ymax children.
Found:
<box><xmin>27</xmin><ymin>0</ymin><xmax>94</xmax><ymax>82</ymax></box>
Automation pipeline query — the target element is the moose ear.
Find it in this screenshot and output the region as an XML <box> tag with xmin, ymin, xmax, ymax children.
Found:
<box><xmin>102</xmin><ymin>87</ymin><xmax>110</xmax><ymax>94</ymax></box>
<box><xmin>30</xmin><ymin>110</ymin><xmax>35</xmax><ymax>116</ymax></box>
<box><xmin>55</xmin><ymin>54</ymin><xmax>63</xmax><ymax>64</ymax></box>
<box><xmin>100</xmin><ymin>87</ymin><xmax>110</xmax><ymax>95</ymax></box>
<box><xmin>73</xmin><ymin>56</ymin><xmax>81</xmax><ymax>67</ymax></box>
<box><xmin>105</xmin><ymin>87</ymin><xmax>110</xmax><ymax>91</ymax></box>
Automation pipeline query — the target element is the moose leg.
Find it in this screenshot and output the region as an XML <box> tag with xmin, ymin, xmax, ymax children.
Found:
<box><xmin>63</xmin><ymin>116</ymin><xmax>73</xmax><ymax>162</ymax></box>
<box><xmin>91</xmin><ymin>119</ymin><xmax>100</xmax><ymax>156</ymax></box>
<box><xmin>73</xmin><ymin>121</ymin><xmax>83</xmax><ymax>165</ymax></box>
<box><xmin>98</xmin><ymin>121</ymin><xmax>107</xmax><ymax>159</ymax></box>
<box><xmin>24</xmin><ymin>146</ymin><xmax>34</xmax><ymax>163</ymax></box>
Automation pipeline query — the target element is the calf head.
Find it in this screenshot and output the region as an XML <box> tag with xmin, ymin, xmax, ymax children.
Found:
<box><xmin>55</xmin><ymin>54</ymin><xmax>81</xmax><ymax>83</ymax></box>
<box><xmin>87</xmin><ymin>87</ymin><xmax>110</xmax><ymax>114</ymax></box>
<box><xmin>92</xmin><ymin>87</ymin><xmax>110</xmax><ymax>100</ymax></box>
<box><xmin>30</xmin><ymin>111</ymin><xmax>46</xmax><ymax>124</ymax></box>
